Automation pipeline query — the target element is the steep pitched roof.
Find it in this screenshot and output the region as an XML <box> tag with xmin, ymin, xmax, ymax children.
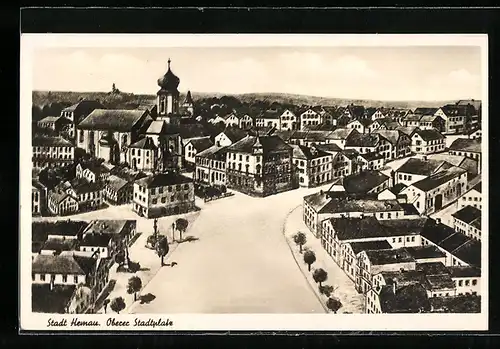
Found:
<box><xmin>345</xmin><ymin>132</ymin><xmax>379</xmax><ymax>147</ymax></box>
<box><xmin>414</xmin><ymin>107</ymin><xmax>439</xmax><ymax>115</ymax></box>
<box><xmin>32</xmin><ymin>254</ymin><xmax>90</xmax><ymax>275</ymax></box>
<box><xmin>415</xmin><ymin>129</ymin><xmax>445</xmax><ymax>141</ymax></box>
<box><xmin>379</xmin><ymin>283</ymin><xmax>431</xmax><ymax>313</ymax></box>
<box><xmin>396</xmin><ymin>126</ymin><xmax>419</xmax><ymax>137</ymax></box>
<box><xmin>78</xmin><ymin>109</ymin><xmax>149</xmax><ymax>132</ymax></box>
<box><xmin>291</xmin><ymin>145</ymin><xmax>330</xmax><ymax>160</ymax></box>
<box><xmin>188</xmin><ymin>137</ymin><xmax>214</xmax><ymax>152</ymax></box>
<box><xmin>226</xmin><ymin>135</ymin><xmax>291</xmax><ymax>154</ymax></box>
<box><xmin>129</xmin><ymin>137</ymin><xmax>158</xmax><ymax>150</ymax></box>
<box><xmin>372</xmin><ymin>130</ymin><xmax>402</xmax><ymax>145</ymax></box>
<box><xmin>106</xmin><ymin>175</ymin><xmax>130</xmax><ymax>192</ymax></box>
<box><xmin>440</xmin><ymin>104</ymin><xmax>476</xmax><ymax>117</ymax></box>
<box><xmin>220</xmin><ymin>128</ymin><xmax>249</xmax><ymax>143</ymax></box>
<box><xmin>396</xmin><ymin>158</ymin><xmax>450</xmax><ymax>176</ymax></box>
<box><xmin>135</xmin><ymin>172</ymin><xmax>192</xmax><ymax>188</ymax></box>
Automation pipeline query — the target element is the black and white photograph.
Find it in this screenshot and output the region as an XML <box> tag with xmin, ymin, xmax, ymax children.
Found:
<box><xmin>20</xmin><ymin>34</ymin><xmax>488</xmax><ymax>331</ymax></box>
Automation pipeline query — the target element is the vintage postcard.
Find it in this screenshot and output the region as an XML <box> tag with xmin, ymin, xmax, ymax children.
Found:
<box><xmin>20</xmin><ymin>34</ymin><xmax>488</xmax><ymax>331</ymax></box>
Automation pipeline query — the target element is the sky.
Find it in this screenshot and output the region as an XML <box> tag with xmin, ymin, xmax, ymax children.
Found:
<box><xmin>32</xmin><ymin>46</ymin><xmax>482</xmax><ymax>101</ymax></box>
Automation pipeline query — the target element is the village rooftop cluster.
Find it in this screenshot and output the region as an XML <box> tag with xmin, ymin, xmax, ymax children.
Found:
<box><xmin>30</xmin><ymin>59</ymin><xmax>483</xmax><ymax>315</ymax></box>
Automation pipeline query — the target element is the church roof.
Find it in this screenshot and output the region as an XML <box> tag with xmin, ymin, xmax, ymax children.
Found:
<box><xmin>157</xmin><ymin>59</ymin><xmax>180</xmax><ymax>91</ymax></box>
<box><xmin>183</xmin><ymin>91</ymin><xmax>194</xmax><ymax>105</ymax></box>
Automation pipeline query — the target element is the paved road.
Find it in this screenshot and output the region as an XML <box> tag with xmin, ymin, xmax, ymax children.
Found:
<box><xmin>130</xmin><ymin>186</ymin><xmax>332</xmax><ymax>314</ymax></box>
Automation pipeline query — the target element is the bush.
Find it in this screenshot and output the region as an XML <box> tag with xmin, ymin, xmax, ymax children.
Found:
<box><xmin>319</xmin><ymin>285</ymin><xmax>334</xmax><ymax>297</ymax></box>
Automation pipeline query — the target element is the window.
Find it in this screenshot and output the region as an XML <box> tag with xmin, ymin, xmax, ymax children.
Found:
<box><xmin>472</xmin><ymin>279</ymin><xmax>477</xmax><ymax>286</ymax></box>
<box><xmin>74</xmin><ymin>276</ymin><xmax>78</xmax><ymax>283</ymax></box>
<box><xmin>184</xmin><ymin>184</ymin><xmax>189</xmax><ymax>190</ymax></box>
<box><xmin>32</xmin><ymin>273</ymin><xmax>35</xmax><ymax>281</ymax></box>
<box><xmin>159</xmin><ymin>187</ymin><xmax>164</xmax><ymax>194</ymax></box>
<box><xmin>184</xmin><ymin>194</ymin><xmax>188</xmax><ymax>200</ymax></box>
<box><xmin>465</xmin><ymin>280</ymin><xmax>470</xmax><ymax>286</ymax></box>
<box><xmin>392</xmin><ymin>238</ymin><xmax>396</xmax><ymax>243</ymax></box>
<box><xmin>411</xmin><ymin>236</ymin><xmax>415</xmax><ymax>242</ymax></box>
<box><xmin>62</xmin><ymin>274</ymin><xmax>67</xmax><ymax>283</ymax></box>
<box><xmin>176</xmin><ymin>185</ymin><xmax>181</xmax><ymax>191</ymax></box>
<box><xmin>40</xmin><ymin>274</ymin><xmax>46</xmax><ymax>281</ymax></box>
<box><xmin>51</xmin><ymin>274</ymin><xmax>56</xmax><ymax>282</ymax></box>
<box><xmin>161</xmin><ymin>197</ymin><xmax>166</xmax><ymax>203</ymax></box>
<box><xmin>151</xmin><ymin>188</ymin><xmax>156</xmax><ymax>195</ymax></box>
<box><xmin>398</xmin><ymin>237</ymin><xmax>402</xmax><ymax>243</ymax></box>
<box><xmin>152</xmin><ymin>199</ymin><xmax>157</xmax><ymax>204</ymax></box>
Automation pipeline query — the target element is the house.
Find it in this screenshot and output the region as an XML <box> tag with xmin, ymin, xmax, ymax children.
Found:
<box><xmin>79</xmin><ymin>232</ymin><xmax>115</xmax><ymax>259</ymax></box>
<box><xmin>372</xmin><ymin>129</ymin><xmax>412</xmax><ymax>160</ymax></box>
<box><xmin>426</xmin><ymin>153</ymin><xmax>480</xmax><ymax>180</ymax></box>
<box><xmin>343</xmin><ymin>104</ymin><xmax>365</xmax><ymax>120</ymax></box>
<box><xmin>366</xmin><ymin>283</ymin><xmax>431</xmax><ymax>314</ymax></box>
<box><xmin>400</xmin><ymin>166</ymin><xmax>468</xmax><ymax>215</ymax></box>
<box><xmin>452</xmin><ymin>205</ymin><xmax>482</xmax><ymax>241</ymax></box>
<box><xmin>75</xmin><ymin>161</ymin><xmax>110</xmax><ymax>183</ymax></box>
<box><xmin>396</xmin><ymin>125</ymin><xmax>419</xmax><ymax>138</ymax></box>
<box><xmin>180</xmin><ymin>90</ymin><xmax>194</xmax><ymax>116</ymax></box>
<box><xmin>77</xmin><ymin>109</ymin><xmax>153</xmax><ymax>164</ymax></box>
<box><xmin>37</xmin><ymin>115</ymin><xmax>73</xmax><ymax>136</ymax></box>
<box><xmin>420</xmin><ymin>219</ymin><xmax>481</xmax><ymax>268</ymax></box>
<box><xmin>184</xmin><ymin>137</ymin><xmax>214</xmax><ymax>166</ymax></box>
<box><xmin>371</xmin><ymin>118</ymin><xmax>400</xmax><ymax>132</ymax></box>
<box><xmin>467</xmin><ymin>128</ymin><xmax>482</xmax><ymax>140</ymax></box>
<box><xmin>403</xmin><ymin>113</ymin><xmax>423</xmax><ymax>127</ymax></box>
<box><xmin>291</xmin><ymin>144</ymin><xmax>333</xmax><ymax>188</ymax></box>
<box><xmin>256</xmin><ymin>109</ymin><xmax>281</xmax><ymax>129</ymax></box>
<box><xmin>214</xmin><ymin>128</ymin><xmax>249</xmax><ymax>147</ymax></box>
<box><xmin>143</xmin><ymin>119</ymin><xmax>184</xmax><ymax>170</ymax></box>
<box><xmin>377</xmin><ymin>183</ymin><xmax>408</xmax><ymax>203</ymax></box>
<box><xmin>221</xmin><ymin>112</ymin><xmax>240</xmax><ymax>127</ymax></box>
<box><xmin>127</xmin><ymin>137</ymin><xmax>158</xmax><ymax>172</ymax></box>
<box><xmin>65</xmin><ymin>178</ymin><xmax>106</xmax><ymax>212</ymax></box>
<box><xmin>458</xmin><ymin>182</ymin><xmax>482</xmax><ymax>210</ymax></box>
<box><xmin>418</xmin><ymin>115</ymin><xmax>446</xmax><ymax>132</ymax></box>
<box><xmin>32</xmin><ymin>179</ymin><xmax>47</xmax><ymax>216</ymax></box>
<box><xmin>411</xmin><ymin>129</ymin><xmax>446</xmax><ymax>154</ymax></box>
<box><xmin>194</xmin><ymin>145</ymin><xmax>228</xmax><ymax>186</ymax></box>
<box><xmin>82</xmin><ymin>219</ymin><xmax>137</xmax><ymax>251</ymax></box>
<box><xmin>315</xmin><ymin>144</ymin><xmax>351</xmax><ymax>179</ymax></box>
<box><xmin>395</xmin><ymin>157</ymin><xmax>452</xmax><ymax>186</ymax></box>
<box><xmin>325</xmin><ymin>128</ymin><xmax>358</xmax><ymax>149</ymax></box>
<box><xmin>346</xmin><ymin>119</ymin><xmax>374</xmax><ymax>134</ymax></box>
<box><xmin>137</xmin><ymin>100</ymin><xmax>158</xmax><ymax>119</ymax></box>
<box><xmin>32</xmin><ymin>284</ymin><xmax>78</xmax><ymax>314</ymax></box>
<box><xmin>300</xmin><ymin>108</ymin><xmax>321</xmax><ymax>130</ymax></box>
<box><xmin>303</xmin><ymin>191</ymin><xmax>404</xmax><ymax>237</ymax></box>
<box><xmin>344</xmin><ymin>240</ymin><xmax>393</xmax><ymax>280</ymax></box>
<box><xmin>414</xmin><ymin>107</ymin><xmax>439</xmax><ymax>116</ymax></box>
<box><xmin>225</xmin><ymin>135</ymin><xmax>294</xmax><ymax>197</ymax></box>
<box><xmin>338</xmin><ymin>170</ymin><xmax>391</xmax><ymax>196</ymax></box>
<box><xmin>434</xmin><ymin>104</ymin><xmax>477</xmax><ymax>134</ymax></box>
<box><xmin>105</xmin><ymin>175</ymin><xmax>133</xmax><ymax>205</ymax></box>
<box><xmin>448</xmin><ymin>266</ymin><xmax>481</xmax><ymax>296</ymax></box>
<box><xmin>60</xmin><ymin>99</ymin><xmax>105</xmax><ymax>141</ymax></box>
<box><xmin>47</xmin><ymin>189</ymin><xmax>79</xmax><ymax>216</ymax></box>
<box><xmin>32</xmin><ymin>136</ymin><xmax>75</xmax><ymax>170</ymax></box>
<box><xmin>40</xmin><ymin>237</ymin><xmax>79</xmax><ymax>255</ymax></box>
<box><xmin>344</xmin><ymin>132</ymin><xmax>380</xmax><ymax>154</ymax></box>
<box><xmin>133</xmin><ymin>171</ymin><xmax>195</xmax><ymax>218</ymax></box>
<box><xmin>357</xmin><ymin>152</ymin><xmax>385</xmax><ymax>171</ymax></box>
<box><xmin>448</xmin><ymin>138</ymin><xmax>481</xmax><ymax>174</ymax></box>
<box><xmin>369</xmin><ymin>108</ymin><xmax>387</xmax><ymax>120</ymax></box>
<box><xmin>32</xmin><ymin>251</ymin><xmax>111</xmax><ymax>310</ymax></box>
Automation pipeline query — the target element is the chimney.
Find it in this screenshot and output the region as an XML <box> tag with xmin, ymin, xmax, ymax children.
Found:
<box><xmin>320</xmin><ymin>190</ymin><xmax>324</xmax><ymax>195</ymax></box>
<box><xmin>216</xmin><ymin>141</ymin><xmax>221</xmax><ymax>147</ymax></box>
<box><xmin>435</xmin><ymin>218</ymin><xmax>441</xmax><ymax>225</ymax></box>
<box><xmin>422</xmin><ymin>155</ymin><xmax>427</xmax><ymax>161</ymax></box>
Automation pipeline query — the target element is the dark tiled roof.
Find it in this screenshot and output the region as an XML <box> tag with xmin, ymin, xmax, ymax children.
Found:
<box><xmin>328</xmin><ymin>128</ymin><xmax>355</xmax><ymax>140</ymax></box>
<box><xmin>33</xmin><ymin>136</ymin><xmax>74</xmax><ymax>147</ymax></box>
<box><xmin>424</xmin><ymin>274</ymin><xmax>456</xmax><ymax>290</ymax></box>
<box><xmin>396</xmin><ymin>158</ymin><xmax>449</xmax><ymax>176</ymax></box>
<box><xmin>42</xmin><ymin>238</ymin><xmax>78</xmax><ymax>252</ymax></box>
<box><xmin>226</xmin><ymin>135</ymin><xmax>291</xmax><ymax>154</ymax></box>
<box><xmin>70</xmin><ymin>178</ymin><xmax>106</xmax><ymax>195</ymax></box>
<box><xmin>188</xmin><ymin>137</ymin><xmax>214</xmax><ymax>152</ymax></box>
<box><xmin>327</xmin><ymin>217</ymin><xmax>394</xmax><ymax>241</ymax></box>
<box><xmin>429</xmin><ymin>294</ymin><xmax>481</xmax><ymax>313</ymax></box>
<box><xmin>405</xmin><ymin>245</ymin><xmax>446</xmax><ymax>260</ymax></box>
<box><xmin>448</xmin><ymin>266</ymin><xmax>481</xmax><ymax>278</ymax></box>
<box><xmin>416</xmin><ymin>261</ymin><xmax>449</xmax><ymax>276</ymax></box>
<box><xmin>62</xmin><ymin>100</ymin><xmax>104</xmax><ymax>113</ymax></box>
<box><xmin>78</xmin><ymin>109</ymin><xmax>149</xmax><ymax>132</ymax></box>
<box><xmin>81</xmin><ymin>232</ymin><xmax>113</xmax><ymax>247</ymax></box>
<box><xmin>440</xmin><ymin>104</ymin><xmax>476</xmax><ymax>117</ymax></box>
<box><xmin>135</xmin><ymin>172</ymin><xmax>192</xmax><ymax>188</ymax></box>
<box><xmin>452</xmin><ymin>240</ymin><xmax>481</xmax><ymax>268</ymax></box>
<box><xmin>319</xmin><ymin>198</ymin><xmax>402</xmax><ymax>215</ymax></box>
<box><xmin>341</xmin><ymin>149</ymin><xmax>360</xmax><ymax>159</ymax></box>
<box><xmin>48</xmin><ymin>189</ymin><xmax>75</xmax><ymax>205</ymax></box>
<box><xmin>414</xmin><ymin>107</ymin><xmax>439</xmax><ymax>115</ymax></box>
<box><xmin>396</xmin><ymin>126</ymin><xmax>419</xmax><ymax>137</ymax></box>
<box><xmin>379</xmin><ymin>218</ymin><xmax>430</xmax><ymax>236</ymax></box>
<box><xmin>32</xmin><ymin>284</ymin><xmax>76</xmax><ymax>314</ymax></box>
<box><xmin>449</xmin><ymin>138</ymin><xmax>481</xmax><ymax>153</ymax></box>
<box><xmin>452</xmin><ymin>205</ymin><xmax>481</xmax><ymax>224</ymax></box>
<box><xmin>342</xmin><ymin>170</ymin><xmax>389</xmax><ymax>194</ymax></box>
<box><xmin>221</xmin><ymin>128</ymin><xmax>249</xmax><ymax>143</ymax></box>
<box><xmin>415</xmin><ymin>129</ymin><xmax>445</xmax><ymax>141</ymax></box>
<box><xmin>365</xmin><ymin>247</ymin><xmax>415</xmax><ymax>265</ymax></box>
<box><xmin>412</xmin><ymin>166</ymin><xmax>466</xmax><ymax>192</ymax></box>
<box><xmin>379</xmin><ymin>283</ymin><xmax>431</xmax><ymax>313</ymax></box>
<box><xmin>129</xmin><ymin>137</ymin><xmax>158</xmax><ymax>150</ymax></box>
<box><xmin>315</xmin><ymin>143</ymin><xmax>343</xmax><ymax>154</ymax></box>
<box><xmin>345</xmin><ymin>132</ymin><xmax>379</xmax><ymax>147</ymax></box>
<box><xmin>32</xmin><ymin>254</ymin><xmax>88</xmax><ymax>275</ymax></box>
<box><xmin>346</xmin><ymin>105</ymin><xmax>365</xmax><ymax>118</ymax></box>
<box><xmin>32</xmin><ymin>221</ymin><xmax>87</xmax><ymax>242</ymax></box>
<box><xmin>106</xmin><ymin>175</ymin><xmax>130</xmax><ymax>191</ymax></box>
<box><xmin>350</xmin><ymin>240</ymin><xmax>392</xmax><ymax>255</ymax></box>
<box><xmin>359</xmin><ymin>152</ymin><xmax>384</xmax><ymax>162</ymax></box>
<box><xmin>399</xmin><ymin>203</ymin><xmax>419</xmax><ymax>216</ymax></box>
<box><xmin>196</xmin><ymin>145</ymin><xmax>229</xmax><ymax>159</ymax></box>
<box><xmin>303</xmin><ymin>191</ymin><xmax>332</xmax><ymax>212</ymax></box>
<box><xmin>291</xmin><ymin>145</ymin><xmax>330</xmax><ymax>160</ymax></box>
<box><xmin>372</xmin><ymin>130</ymin><xmax>402</xmax><ymax>145</ymax></box>
<box><xmin>390</xmin><ymin>183</ymin><xmax>407</xmax><ymax>195</ymax></box>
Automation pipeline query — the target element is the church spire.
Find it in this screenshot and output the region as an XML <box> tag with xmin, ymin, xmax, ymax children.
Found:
<box><xmin>168</xmin><ymin>58</ymin><xmax>171</xmax><ymax>70</ymax></box>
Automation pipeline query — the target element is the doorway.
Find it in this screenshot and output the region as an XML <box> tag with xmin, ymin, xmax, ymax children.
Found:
<box><xmin>434</xmin><ymin>194</ymin><xmax>443</xmax><ymax>211</ymax></box>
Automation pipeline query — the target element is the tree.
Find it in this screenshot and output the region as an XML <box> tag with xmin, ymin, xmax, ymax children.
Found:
<box><xmin>127</xmin><ymin>276</ymin><xmax>143</xmax><ymax>302</ymax></box>
<box><xmin>326</xmin><ymin>297</ymin><xmax>342</xmax><ymax>314</ymax></box>
<box><xmin>114</xmin><ymin>251</ymin><xmax>125</xmax><ymax>266</ymax></box>
<box><xmin>293</xmin><ymin>232</ymin><xmax>307</xmax><ymax>253</ymax></box>
<box><xmin>175</xmin><ymin>218</ymin><xmax>189</xmax><ymax>241</ymax></box>
<box><xmin>313</xmin><ymin>268</ymin><xmax>328</xmax><ymax>287</ymax></box>
<box><xmin>156</xmin><ymin>236</ymin><xmax>169</xmax><ymax>266</ymax></box>
<box><xmin>303</xmin><ymin>250</ymin><xmax>316</xmax><ymax>271</ymax></box>
<box><xmin>110</xmin><ymin>297</ymin><xmax>126</xmax><ymax>314</ymax></box>
<box><xmin>103</xmin><ymin>299</ymin><xmax>110</xmax><ymax>314</ymax></box>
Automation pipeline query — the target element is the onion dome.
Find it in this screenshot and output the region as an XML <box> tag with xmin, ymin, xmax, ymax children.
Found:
<box><xmin>157</xmin><ymin>58</ymin><xmax>180</xmax><ymax>90</ymax></box>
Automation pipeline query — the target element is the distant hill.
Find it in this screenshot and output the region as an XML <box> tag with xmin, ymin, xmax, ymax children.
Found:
<box><xmin>32</xmin><ymin>90</ymin><xmax>456</xmax><ymax>110</ymax></box>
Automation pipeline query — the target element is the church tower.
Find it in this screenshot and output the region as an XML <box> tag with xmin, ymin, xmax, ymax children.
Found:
<box><xmin>182</xmin><ymin>90</ymin><xmax>194</xmax><ymax>116</ymax></box>
<box><xmin>157</xmin><ymin>58</ymin><xmax>180</xmax><ymax>120</ymax></box>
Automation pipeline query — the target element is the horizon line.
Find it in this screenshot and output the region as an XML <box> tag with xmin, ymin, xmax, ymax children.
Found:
<box><xmin>31</xmin><ymin>89</ymin><xmax>480</xmax><ymax>104</ymax></box>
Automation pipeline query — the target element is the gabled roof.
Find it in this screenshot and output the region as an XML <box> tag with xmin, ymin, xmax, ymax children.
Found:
<box><xmin>135</xmin><ymin>172</ymin><xmax>192</xmax><ymax>188</ymax></box>
<box><xmin>328</xmin><ymin>128</ymin><xmax>356</xmax><ymax>140</ymax></box>
<box><xmin>145</xmin><ymin>120</ymin><xmax>169</xmax><ymax>134</ymax></box>
<box><xmin>319</xmin><ymin>198</ymin><xmax>402</xmax><ymax>215</ymax></box>
<box><xmin>345</xmin><ymin>132</ymin><xmax>379</xmax><ymax>147</ymax></box>
<box><xmin>38</xmin><ymin>116</ymin><xmax>72</xmax><ymax>124</ymax></box>
<box><xmin>106</xmin><ymin>175</ymin><xmax>130</xmax><ymax>192</ymax></box>
<box><xmin>448</xmin><ymin>266</ymin><xmax>481</xmax><ymax>278</ymax></box>
<box><xmin>452</xmin><ymin>205</ymin><xmax>481</xmax><ymax>225</ymax></box>
<box><xmin>419</xmin><ymin>114</ymin><xmax>441</xmax><ymax>123</ymax></box>
<box><xmin>414</xmin><ymin>129</ymin><xmax>445</xmax><ymax>141</ymax></box>
<box><xmin>345</xmin><ymin>105</ymin><xmax>365</xmax><ymax>118</ymax></box>
<box><xmin>471</xmin><ymin>181</ymin><xmax>482</xmax><ymax>193</ymax></box>
<box><xmin>379</xmin><ymin>283</ymin><xmax>431</xmax><ymax>313</ymax></box>
<box><xmin>414</xmin><ymin>107</ymin><xmax>439</xmax><ymax>115</ymax></box>
<box><xmin>62</xmin><ymin>100</ymin><xmax>104</xmax><ymax>113</ymax></box>
<box><xmin>303</xmin><ymin>191</ymin><xmax>332</xmax><ymax>212</ymax></box>
<box><xmin>359</xmin><ymin>151</ymin><xmax>384</xmax><ymax>162</ymax></box>
<box><xmin>372</xmin><ymin>130</ymin><xmax>402</xmax><ymax>145</ymax></box>
<box><xmin>396</xmin><ymin>158</ymin><xmax>450</xmax><ymax>176</ymax></box>
<box><xmin>405</xmin><ymin>245</ymin><xmax>446</xmax><ymax>260</ymax></box>
<box><xmin>70</xmin><ymin>177</ymin><xmax>106</xmax><ymax>194</ymax></box>
<box><xmin>80</xmin><ymin>232</ymin><xmax>113</xmax><ymax>247</ymax></box>
<box><xmin>219</xmin><ymin>128</ymin><xmax>249</xmax><ymax>143</ymax></box>
<box><xmin>187</xmin><ymin>137</ymin><xmax>214</xmax><ymax>152</ymax></box>
<box><xmin>365</xmin><ymin>247</ymin><xmax>415</xmax><ymax>266</ymax></box>
<box><xmin>196</xmin><ymin>145</ymin><xmax>229</xmax><ymax>159</ymax></box>
<box><xmin>440</xmin><ymin>104</ymin><xmax>476</xmax><ymax>117</ymax></box>
<box><xmin>396</xmin><ymin>126</ymin><xmax>419</xmax><ymax>137</ymax></box>
<box><xmin>129</xmin><ymin>137</ymin><xmax>157</xmax><ymax>150</ymax></box>
<box><xmin>449</xmin><ymin>138</ymin><xmax>481</xmax><ymax>153</ymax></box>
<box><xmin>314</xmin><ymin>143</ymin><xmax>343</xmax><ymax>154</ymax></box>
<box><xmin>32</xmin><ymin>253</ymin><xmax>94</xmax><ymax>275</ymax></box>
<box><xmin>78</xmin><ymin>109</ymin><xmax>149</xmax><ymax>132</ymax></box>
<box><xmin>342</xmin><ymin>170</ymin><xmax>390</xmax><ymax>194</ymax></box>
<box><xmin>348</xmin><ymin>118</ymin><xmax>373</xmax><ymax>128</ymax></box>
<box><xmin>226</xmin><ymin>135</ymin><xmax>291</xmax><ymax>154</ymax></box>
<box><xmin>350</xmin><ymin>240</ymin><xmax>392</xmax><ymax>255</ymax></box>
<box><xmin>291</xmin><ymin>145</ymin><xmax>330</xmax><ymax>160</ymax></box>
<box><xmin>48</xmin><ymin>189</ymin><xmax>77</xmax><ymax>205</ymax></box>
<box><xmin>411</xmin><ymin>166</ymin><xmax>466</xmax><ymax>192</ymax></box>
